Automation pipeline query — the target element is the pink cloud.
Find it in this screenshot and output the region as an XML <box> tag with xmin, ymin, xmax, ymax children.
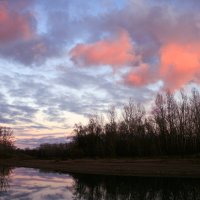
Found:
<box><xmin>70</xmin><ymin>30</ymin><xmax>138</xmax><ymax>68</ymax></box>
<box><xmin>160</xmin><ymin>43</ymin><xmax>200</xmax><ymax>90</ymax></box>
<box><xmin>125</xmin><ymin>64</ymin><xmax>156</xmax><ymax>86</ymax></box>
<box><xmin>125</xmin><ymin>42</ymin><xmax>200</xmax><ymax>90</ymax></box>
<box><xmin>0</xmin><ymin>4</ymin><xmax>33</xmax><ymax>43</ymax></box>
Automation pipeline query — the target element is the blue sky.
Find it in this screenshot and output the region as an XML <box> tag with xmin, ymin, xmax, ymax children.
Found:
<box><xmin>1</xmin><ymin>0</ymin><xmax>200</xmax><ymax>148</ymax></box>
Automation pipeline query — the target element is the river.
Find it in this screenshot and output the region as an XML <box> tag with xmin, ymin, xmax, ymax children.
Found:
<box><xmin>1</xmin><ymin>166</ymin><xmax>200</xmax><ymax>199</ymax></box>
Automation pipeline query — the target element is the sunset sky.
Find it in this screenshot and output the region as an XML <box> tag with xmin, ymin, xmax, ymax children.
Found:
<box><xmin>1</xmin><ymin>0</ymin><xmax>200</xmax><ymax>148</ymax></box>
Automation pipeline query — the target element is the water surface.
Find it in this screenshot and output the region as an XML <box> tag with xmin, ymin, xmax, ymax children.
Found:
<box><xmin>1</xmin><ymin>166</ymin><xmax>200</xmax><ymax>200</ymax></box>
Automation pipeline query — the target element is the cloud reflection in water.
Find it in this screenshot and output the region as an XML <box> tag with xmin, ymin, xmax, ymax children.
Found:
<box><xmin>0</xmin><ymin>168</ymin><xmax>74</xmax><ymax>200</ymax></box>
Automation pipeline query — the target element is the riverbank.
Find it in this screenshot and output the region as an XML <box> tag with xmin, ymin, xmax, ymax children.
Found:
<box><xmin>1</xmin><ymin>158</ymin><xmax>200</xmax><ymax>178</ymax></box>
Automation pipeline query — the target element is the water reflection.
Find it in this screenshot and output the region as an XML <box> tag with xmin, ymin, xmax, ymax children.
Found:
<box><xmin>0</xmin><ymin>167</ymin><xmax>74</xmax><ymax>200</ymax></box>
<box><xmin>72</xmin><ymin>174</ymin><xmax>200</xmax><ymax>200</ymax></box>
<box><xmin>0</xmin><ymin>166</ymin><xmax>200</xmax><ymax>200</ymax></box>
<box><xmin>0</xmin><ymin>166</ymin><xmax>12</xmax><ymax>192</ymax></box>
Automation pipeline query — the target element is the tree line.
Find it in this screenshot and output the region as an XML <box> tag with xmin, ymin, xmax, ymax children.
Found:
<box><xmin>22</xmin><ymin>88</ymin><xmax>200</xmax><ymax>159</ymax></box>
<box><xmin>2</xmin><ymin>88</ymin><xmax>200</xmax><ymax>159</ymax></box>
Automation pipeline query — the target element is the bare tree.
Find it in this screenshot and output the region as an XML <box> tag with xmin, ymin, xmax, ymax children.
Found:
<box><xmin>0</xmin><ymin>127</ymin><xmax>15</xmax><ymax>157</ymax></box>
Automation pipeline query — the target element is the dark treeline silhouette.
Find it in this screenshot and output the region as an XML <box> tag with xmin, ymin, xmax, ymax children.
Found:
<box><xmin>67</xmin><ymin>88</ymin><xmax>200</xmax><ymax>158</ymax></box>
<box><xmin>0</xmin><ymin>127</ymin><xmax>15</xmax><ymax>158</ymax></box>
<box><xmin>18</xmin><ymin>143</ymin><xmax>73</xmax><ymax>159</ymax></box>
<box><xmin>20</xmin><ymin>88</ymin><xmax>200</xmax><ymax>159</ymax></box>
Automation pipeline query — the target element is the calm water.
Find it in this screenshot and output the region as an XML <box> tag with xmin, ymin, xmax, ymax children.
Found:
<box><xmin>1</xmin><ymin>166</ymin><xmax>200</xmax><ymax>200</ymax></box>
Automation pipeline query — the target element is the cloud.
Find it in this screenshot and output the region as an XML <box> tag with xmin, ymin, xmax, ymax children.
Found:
<box><xmin>68</xmin><ymin>0</ymin><xmax>200</xmax><ymax>90</ymax></box>
<box><xmin>70</xmin><ymin>30</ymin><xmax>138</xmax><ymax>68</ymax></box>
<box><xmin>0</xmin><ymin>100</ymin><xmax>38</xmax><ymax>125</ymax></box>
<box><xmin>125</xmin><ymin>42</ymin><xmax>200</xmax><ymax>91</ymax></box>
<box><xmin>160</xmin><ymin>43</ymin><xmax>200</xmax><ymax>90</ymax></box>
<box><xmin>125</xmin><ymin>63</ymin><xmax>156</xmax><ymax>86</ymax></box>
<box><xmin>0</xmin><ymin>2</ymin><xmax>33</xmax><ymax>43</ymax></box>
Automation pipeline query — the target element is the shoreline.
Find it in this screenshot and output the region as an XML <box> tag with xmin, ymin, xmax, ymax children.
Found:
<box><xmin>1</xmin><ymin>158</ymin><xmax>200</xmax><ymax>178</ymax></box>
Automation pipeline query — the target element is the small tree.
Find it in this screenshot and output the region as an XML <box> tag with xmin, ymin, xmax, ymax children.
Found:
<box><xmin>0</xmin><ymin>127</ymin><xmax>15</xmax><ymax>158</ymax></box>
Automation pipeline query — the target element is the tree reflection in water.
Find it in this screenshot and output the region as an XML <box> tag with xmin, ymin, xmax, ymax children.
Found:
<box><xmin>0</xmin><ymin>166</ymin><xmax>12</xmax><ymax>192</ymax></box>
<box><xmin>72</xmin><ymin>174</ymin><xmax>200</xmax><ymax>200</ymax></box>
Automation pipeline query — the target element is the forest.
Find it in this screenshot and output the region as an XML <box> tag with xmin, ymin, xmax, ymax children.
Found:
<box><xmin>1</xmin><ymin>88</ymin><xmax>200</xmax><ymax>159</ymax></box>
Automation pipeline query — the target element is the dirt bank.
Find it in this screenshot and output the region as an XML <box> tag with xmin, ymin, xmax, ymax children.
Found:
<box><xmin>1</xmin><ymin>158</ymin><xmax>200</xmax><ymax>178</ymax></box>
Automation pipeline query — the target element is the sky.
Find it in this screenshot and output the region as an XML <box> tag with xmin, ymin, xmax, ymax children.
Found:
<box><xmin>1</xmin><ymin>0</ymin><xmax>200</xmax><ymax>148</ymax></box>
